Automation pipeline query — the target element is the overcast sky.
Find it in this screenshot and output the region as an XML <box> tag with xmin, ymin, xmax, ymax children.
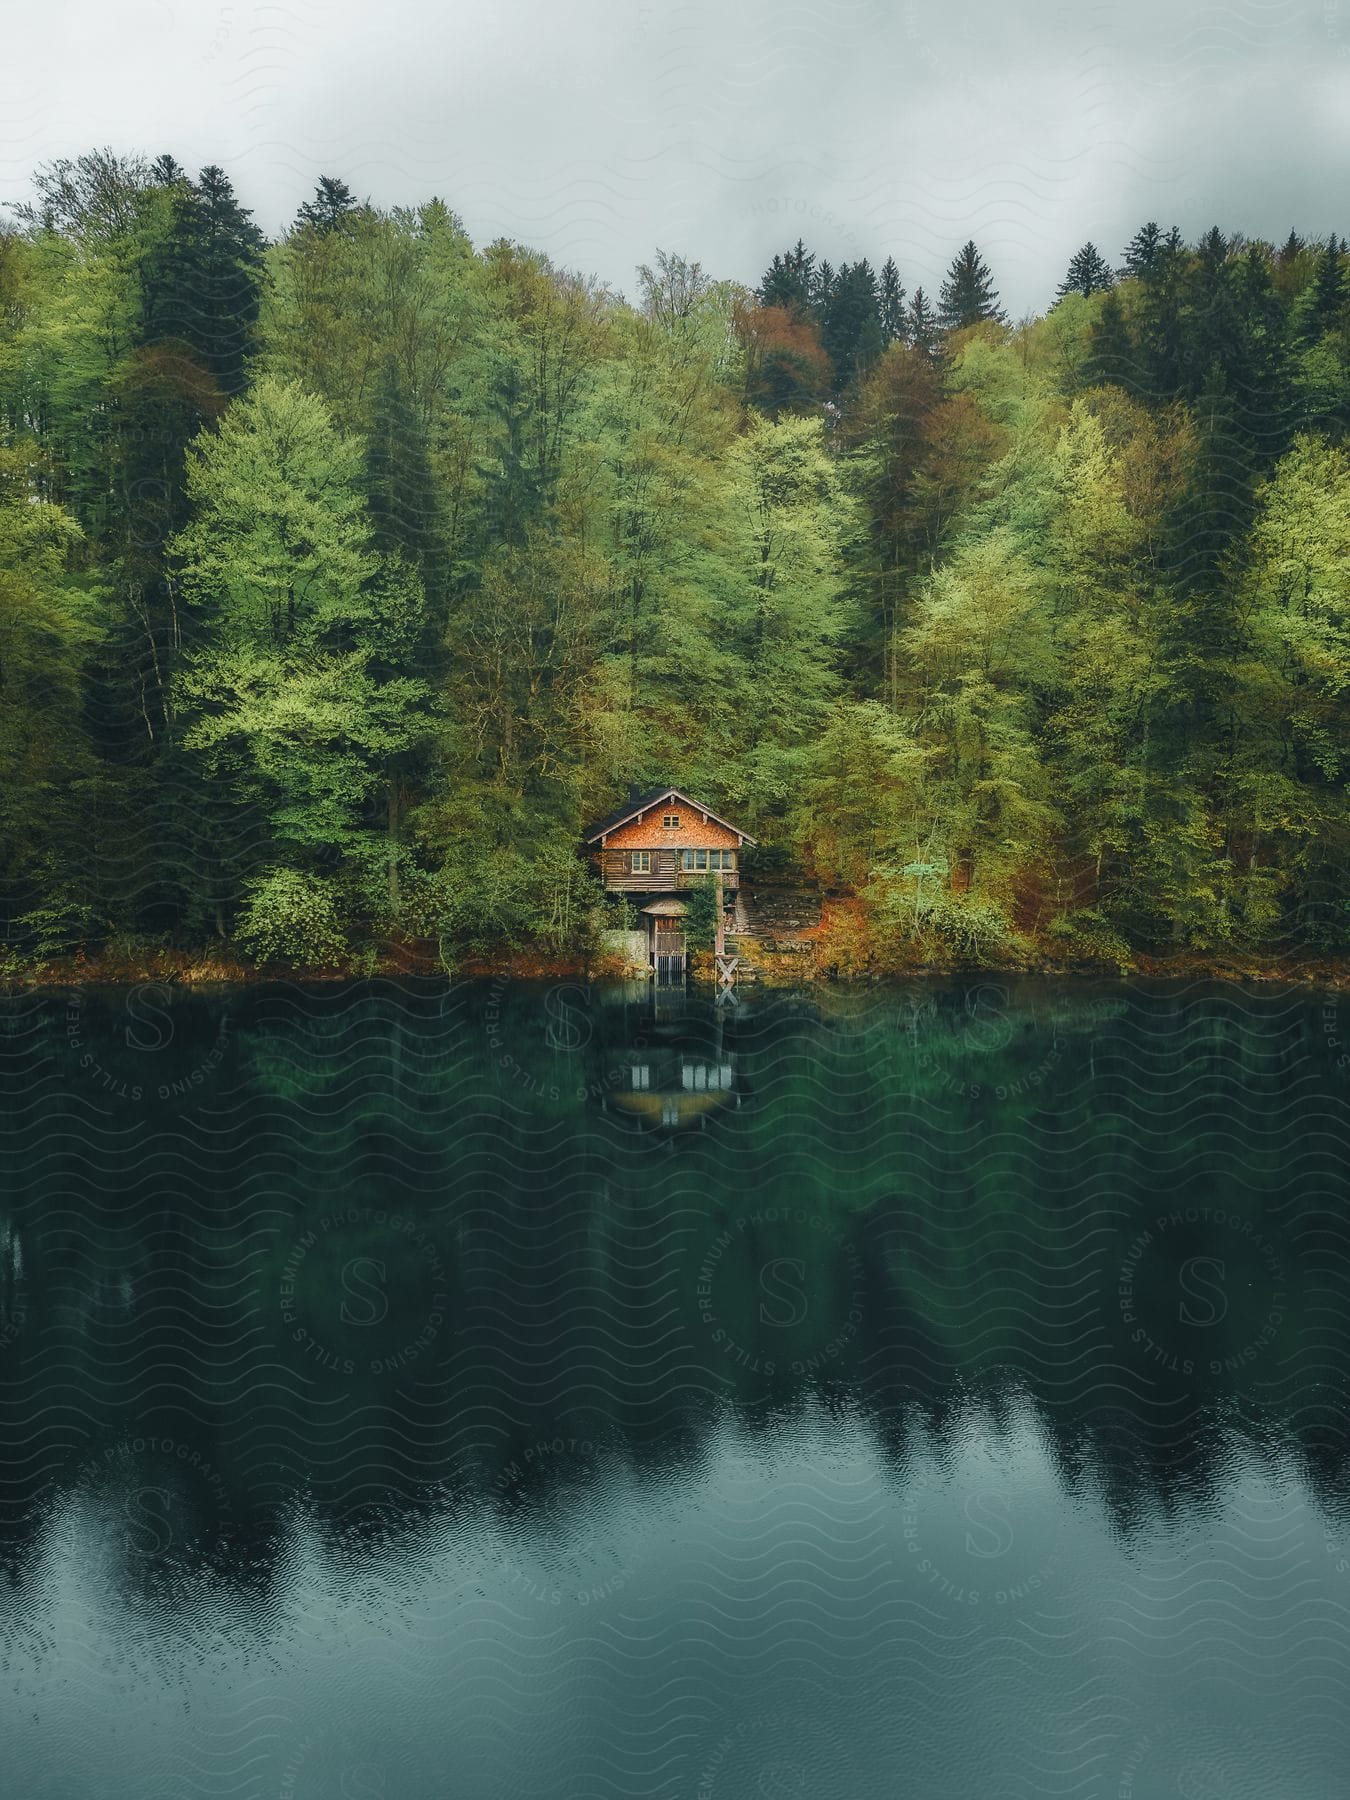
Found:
<box><xmin>7</xmin><ymin>0</ymin><xmax>1348</xmax><ymax>313</ymax></box>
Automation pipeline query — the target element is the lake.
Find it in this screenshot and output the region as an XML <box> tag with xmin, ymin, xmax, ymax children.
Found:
<box><xmin>1</xmin><ymin>975</ymin><xmax>1348</xmax><ymax>1798</ymax></box>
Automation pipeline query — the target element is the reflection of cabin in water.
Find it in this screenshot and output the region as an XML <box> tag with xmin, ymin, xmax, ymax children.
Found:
<box><xmin>598</xmin><ymin>979</ymin><xmax>743</xmax><ymax>1130</ymax></box>
<box><xmin>610</xmin><ymin>1042</ymin><xmax>738</xmax><ymax>1129</ymax></box>
<box><xmin>583</xmin><ymin>787</ymin><xmax>756</xmax><ymax>975</ymax></box>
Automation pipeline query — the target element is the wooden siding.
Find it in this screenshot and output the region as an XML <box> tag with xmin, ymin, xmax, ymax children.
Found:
<box><xmin>601</xmin><ymin>809</ymin><xmax>741</xmax><ymax>852</ymax></box>
<box><xmin>595</xmin><ymin>849</ymin><xmax>739</xmax><ymax>893</ymax></box>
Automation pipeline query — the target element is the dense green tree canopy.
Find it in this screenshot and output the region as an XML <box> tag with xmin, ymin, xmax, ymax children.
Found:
<box><xmin>2</xmin><ymin>161</ymin><xmax>1349</xmax><ymax>970</ymax></box>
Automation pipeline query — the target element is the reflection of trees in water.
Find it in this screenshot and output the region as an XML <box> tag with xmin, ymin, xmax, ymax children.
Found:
<box><xmin>0</xmin><ymin>977</ymin><xmax>1345</xmax><ymax>1592</ymax></box>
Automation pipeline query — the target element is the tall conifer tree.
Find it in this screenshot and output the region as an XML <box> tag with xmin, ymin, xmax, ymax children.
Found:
<box><xmin>879</xmin><ymin>256</ymin><xmax>907</xmax><ymax>343</ymax></box>
<box><xmin>1056</xmin><ymin>242</ymin><xmax>1114</xmax><ymax>300</ymax></box>
<box><xmin>937</xmin><ymin>241</ymin><xmax>1005</xmax><ymax>331</ymax></box>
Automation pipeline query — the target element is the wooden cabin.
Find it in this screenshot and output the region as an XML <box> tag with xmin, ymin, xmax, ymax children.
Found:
<box><xmin>583</xmin><ymin>787</ymin><xmax>756</xmax><ymax>974</ymax></box>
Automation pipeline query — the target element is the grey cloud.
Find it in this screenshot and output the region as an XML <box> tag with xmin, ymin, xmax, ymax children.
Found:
<box><xmin>5</xmin><ymin>0</ymin><xmax>1344</xmax><ymax>313</ymax></box>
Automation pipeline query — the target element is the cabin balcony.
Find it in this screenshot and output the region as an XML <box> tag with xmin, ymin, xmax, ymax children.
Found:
<box><xmin>674</xmin><ymin>867</ymin><xmax>739</xmax><ymax>892</ymax></box>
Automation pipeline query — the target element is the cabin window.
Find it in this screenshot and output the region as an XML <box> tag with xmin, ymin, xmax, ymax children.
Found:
<box><xmin>630</xmin><ymin>850</ymin><xmax>651</xmax><ymax>873</ymax></box>
<box><xmin>680</xmin><ymin>849</ymin><xmax>737</xmax><ymax>872</ymax></box>
<box><xmin>682</xmin><ymin>1062</ymin><xmax>734</xmax><ymax>1091</ymax></box>
<box><xmin>662</xmin><ymin>813</ymin><xmax>680</xmax><ymax>828</ymax></box>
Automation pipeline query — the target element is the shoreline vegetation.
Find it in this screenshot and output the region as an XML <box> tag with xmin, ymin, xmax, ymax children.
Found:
<box><xmin>5</xmin><ymin>940</ymin><xmax>1347</xmax><ymax>993</ymax></box>
<box><xmin>4</xmin><ymin>154</ymin><xmax>1350</xmax><ymax>989</ymax></box>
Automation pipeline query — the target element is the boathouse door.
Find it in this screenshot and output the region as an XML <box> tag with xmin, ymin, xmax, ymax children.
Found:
<box><xmin>652</xmin><ymin>916</ymin><xmax>686</xmax><ymax>979</ymax></box>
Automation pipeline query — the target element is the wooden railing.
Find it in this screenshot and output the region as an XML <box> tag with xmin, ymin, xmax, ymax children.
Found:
<box><xmin>675</xmin><ymin>868</ymin><xmax>738</xmax><ymax>891</ymax></box>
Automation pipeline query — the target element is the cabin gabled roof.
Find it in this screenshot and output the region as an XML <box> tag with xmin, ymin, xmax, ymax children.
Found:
<box><xmin>582</xmin><ymin>786</ymin><xmax>757</xmax><ymax>846</ymax></box>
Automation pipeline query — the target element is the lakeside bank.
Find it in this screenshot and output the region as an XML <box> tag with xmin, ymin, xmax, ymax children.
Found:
<box><xmin>4</xmin><ymin>936</ymin><xmax>1348</xmax><ymax>993</ymax></box>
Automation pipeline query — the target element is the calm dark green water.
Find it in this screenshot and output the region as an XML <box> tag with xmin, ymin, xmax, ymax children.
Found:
<box><xmin>2</xmin><ymin>975</ymin><xmax>1349</xmax><ymax>1798</ymax></box>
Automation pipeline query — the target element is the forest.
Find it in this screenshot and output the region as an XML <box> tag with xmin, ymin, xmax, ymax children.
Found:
<box><xmin>1</xmin><ymin>150</ymin><xmax>1348</xmax><ymax>975</ymax></box>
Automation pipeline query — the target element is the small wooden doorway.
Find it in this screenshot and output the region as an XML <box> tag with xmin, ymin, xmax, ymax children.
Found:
<box><xmin>652</xmin><ymin>915</ymin><xmax>686</xmax><ymax>978</ymax></box>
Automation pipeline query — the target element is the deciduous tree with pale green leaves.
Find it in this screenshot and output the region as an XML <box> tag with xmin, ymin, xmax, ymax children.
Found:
<box><xmin>0</xmin><ymin>447</ymin><xmax>94</xmax><ymax>942</ymax></box>
<box><xmin>170</xmin><ymin>376</ymin><xmax>435</xmax><ymax>934</ymax></box>
<box><xmin>718</xmin><ymin>412</ymin><xmax>850</xmax><ymax>818</ymax></box>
